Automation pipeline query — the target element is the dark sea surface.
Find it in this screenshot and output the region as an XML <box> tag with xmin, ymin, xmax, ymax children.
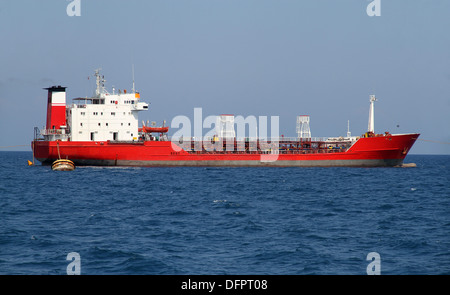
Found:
<box><xmin>0</xmin><ymin>152</ymin><xmax>449</xmax><ymax>275</ymax></box>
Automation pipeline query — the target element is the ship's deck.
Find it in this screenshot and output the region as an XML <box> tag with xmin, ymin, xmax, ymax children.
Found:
<box><xmin>143</xmin><ymin>137</ymin><xmax>355</xmax><ymax>155</ymax></box>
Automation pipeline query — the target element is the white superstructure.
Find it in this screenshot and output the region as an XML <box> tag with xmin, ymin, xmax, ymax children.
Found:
<box><xmin>66</xmin><ymin>70</ymin><xmax>148</xmax><ymax>141</ymax></box>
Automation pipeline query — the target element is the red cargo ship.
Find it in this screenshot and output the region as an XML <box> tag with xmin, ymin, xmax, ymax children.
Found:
<box><xmin>32</xmin><ymin>70</ymin><xmax>419</xmax><ymax>167</ymax></box>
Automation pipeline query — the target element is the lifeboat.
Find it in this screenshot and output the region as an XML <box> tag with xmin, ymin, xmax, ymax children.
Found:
<box><xmin>51</xmin><ymin>159</ymin><xmax>76</xmax><ymax>171</ymax></box>
<box><xmin>138</xmin><ymin>126</ymin><xmax>169</xmax><ymax>133</ymax></box>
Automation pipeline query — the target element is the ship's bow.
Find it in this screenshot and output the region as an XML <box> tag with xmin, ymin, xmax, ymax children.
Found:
<box><xmin>347</xmin><ymin>133</ymin><xmax>420</xmax><ymax>166</ymax></box>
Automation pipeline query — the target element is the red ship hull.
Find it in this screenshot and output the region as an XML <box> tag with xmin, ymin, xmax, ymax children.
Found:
<box><xmin>32</xmin><ymin>133</ymin><xmax>419</xmax><ymax>167</ymax></box>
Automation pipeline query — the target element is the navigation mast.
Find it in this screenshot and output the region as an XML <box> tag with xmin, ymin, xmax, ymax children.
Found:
<box><xmin>94</xmin><ymin>69</ymin><xmax>106</xmax><ymax>97</ymax></box>
<box><xmin>368</xmin><ymin>95</ymin><xmax>377</xmax><ymax>133</ymax></box>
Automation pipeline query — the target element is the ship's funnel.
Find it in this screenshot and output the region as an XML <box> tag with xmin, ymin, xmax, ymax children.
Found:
<box><xmin>44</xmin><ymin>86</ymin><xmax>67</xmax><ymax>130</ymax></box>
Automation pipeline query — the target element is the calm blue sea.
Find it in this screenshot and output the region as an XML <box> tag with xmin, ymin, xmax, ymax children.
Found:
<box><xmin>0</xmin><ymin>152</ymin><xmax>449</xmax><ymax>275</ymax></box>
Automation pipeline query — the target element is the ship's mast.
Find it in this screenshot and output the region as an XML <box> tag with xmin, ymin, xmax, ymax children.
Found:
<box><xmin>94</xmin><ymin>69</ymin><xmax>106</xmax><ymax>97</ymax></box>
<box><xmin>132</xmin><ymin>64</ymin><xmax>135</xmax><ymax>93</ymax></box>
<box><xmin>368</xmin><ymin>95</ymin><xmax>377</xmax><ymax>133</ymax></box>
<box><xmin>347</xmin><ymin>120</ymin><xmax>351</xmax><ymax>137</ymax></box>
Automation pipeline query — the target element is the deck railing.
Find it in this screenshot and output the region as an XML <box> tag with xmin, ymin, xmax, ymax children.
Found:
<box><xmin>161</xmin><ymin>136</ymin><xmax>352</xmax><ymax>154</ymax></box>
<box><xmin>165</xmin><ymin>136</ymin><xmax>333</xmax><ymax>143</ymax></box>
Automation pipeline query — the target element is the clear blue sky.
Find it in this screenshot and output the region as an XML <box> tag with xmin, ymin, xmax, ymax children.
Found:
<box><xmin>0</xmin><ymin>0</ymin><xmax>449</xmax><ymax>154</ymax></box>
